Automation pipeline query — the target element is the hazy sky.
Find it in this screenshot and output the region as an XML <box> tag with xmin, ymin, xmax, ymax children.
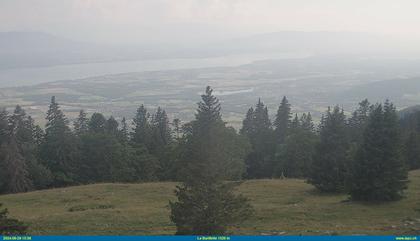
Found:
<box><xmin>1</xmin><ymin>0</ymin><xmax>420</xmax><ymax>44</ymax></box>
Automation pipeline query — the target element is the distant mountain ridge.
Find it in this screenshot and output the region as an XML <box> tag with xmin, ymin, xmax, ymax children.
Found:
<box><xmin>0</xmin><ymin>32</ymin><xmax>113</xmax><ymax>69</ymax></box>
<box><xmin>1</xmin><ymin>31</ymin><xmax>418</xmax><ymax>69</ymax></box>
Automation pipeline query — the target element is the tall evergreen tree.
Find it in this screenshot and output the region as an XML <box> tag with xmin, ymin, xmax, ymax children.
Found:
<box><xmin>276</xmin><ymin>113</ymin><xmax>317</xmax><ymax>178</ymax></box>
<box><xmin>0</xmin><ymin>109</ymin><xmax>9</xmax><ymax>147</ymax></box>
<box><xmin>151</xmin><ymin>107</ymin><xmax>171</xmax><ymax>151</ymax></box>
<box><xmin>170</xmin><ymin>86</ymin><xmax>252</xmax><ymax>235</ymax></box>
<box><xmin>300</xmin><ymin>112</ymin><xmax>314</xmax><ymax>132</ymax></box>
<box><xmin>404</xmin><ymin>131</ymin><xmax>420</xmax><ymax>170</ymax></box>
<box><xmin>348</xmin><ymin>99</ymin><xmax>372</xmax><ymax>143</ymax></box>
<box><xmin>240</xmin><ymin>107</ymin><xmax>255</xmax><ymax>137</ymax></box>
<box><xmin>274</xmin><ymin>96</ymin><xmax>292</xmax><ymax>143</ymax></box>
<box><xmin>79</xmin><ymin>132</ymin><xmax>131</xmax><ymax>183</ymax></box>
<box><xmin>0</xmin><ymin>105</ymin><xmax>51</xmax><ymax>193</ymax></box>
<box><xmin>88</xmin><ymin>113</ymin><xmax>106</xmax><ymax>133</ymax></box>
<box><xmin>241</xmin><ymin>99</ymin><xmax>275</xmax><ymax>178</ymax></box>
<box><xmin>307</xmin><ymin>106</ymin><xmax>350</xmax><ymax>193</ymax></box>
<box><xmin>12</xmin><ymin>106</ymin><xmax>52</xmax><ymax>190</ymax></box>
<box><xmin>0</xmin><ymin>138</ymin><xmax>33</xmax><ymax>193</ymax></box>
<box><xmin>119</xmin><ymin>117</ymin><xmax>129</xmax><ymax>143</ymax></box>
<box><xmin>349</xmin><ymin>102</ymin><xmax>408</xmax><ymax>201</ymax></box>
<box><xmin>45</xmin><ymin>96</ymin><xmax>69</xmax><ymax>135</ymax></box>
<box><xmin>74</xmin><ymin>110</ymin><xmax>88</xmax><ymax>135</ymax></box>
<box><xmin>40</xmin><ymin>96</ymin><xmax>78</xmax><ymax>186</ymax></box>
<box><xmin>172</xmin><ymin>118</ymin><xmax>181</xmax><ymax>140</ymax></box>
<box><xmin>132</xmin><ymin>105</ymin><xmax>151</xmax><ymax>147</ymax></box>
<box><xmin>105</xmin><ymin>116</ymin><xmax>119</xmax><ymax>135</ymax></box>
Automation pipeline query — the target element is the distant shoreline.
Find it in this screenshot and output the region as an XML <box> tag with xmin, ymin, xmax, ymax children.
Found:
<box><xmin>0</xmin><ymin>52</ymin><xmax>309</xmax><ymax>88</ymax></box>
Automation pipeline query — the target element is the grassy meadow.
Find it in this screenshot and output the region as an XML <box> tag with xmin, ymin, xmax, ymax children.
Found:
<box><xmin>0</xmin><ymin>170</ymin><xmax>419</xmax><ymax>235</ymax></box>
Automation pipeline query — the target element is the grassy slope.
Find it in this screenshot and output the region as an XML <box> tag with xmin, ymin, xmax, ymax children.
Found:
<box><xmin>0</xmin><ymin>170</ymin><xmax>419</xmax><ymax>235</ymax></box>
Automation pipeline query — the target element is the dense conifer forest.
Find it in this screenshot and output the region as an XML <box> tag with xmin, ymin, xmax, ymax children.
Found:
<box><xmin>0</xmin><ymin>86</ymin><xmax>418</xmax><ymax>235</ymax></box>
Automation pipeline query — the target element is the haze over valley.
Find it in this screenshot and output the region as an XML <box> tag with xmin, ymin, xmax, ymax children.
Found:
<box><xmin>2</xmin><ymin>0</ymin><xmax>420</xmax><ymax>236</ymax></box>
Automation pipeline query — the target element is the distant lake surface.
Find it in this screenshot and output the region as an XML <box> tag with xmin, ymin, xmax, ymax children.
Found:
<box><xmin>0</xmin><ymin>52</ymin><xmax>309</xmax><ymax>88</ymax></box>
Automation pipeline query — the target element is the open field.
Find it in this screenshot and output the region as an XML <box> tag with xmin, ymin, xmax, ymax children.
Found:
<box><xmin>0</xmin><ymin>170</ymin><xmax>419</xmax><ymax>235</ymax></box>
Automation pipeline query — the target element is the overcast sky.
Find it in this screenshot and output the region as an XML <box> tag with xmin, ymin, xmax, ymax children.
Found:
<box><xmin>1</xmin><ymin>0</ymin><xmax>420</xmax><ymax>44</ymax></box>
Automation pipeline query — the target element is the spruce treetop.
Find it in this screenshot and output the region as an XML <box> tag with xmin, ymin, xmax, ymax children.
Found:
<box><xmin>196</xmin><ymin>86</ymin><xmax>222</xmax><ymax>127</ymax></box>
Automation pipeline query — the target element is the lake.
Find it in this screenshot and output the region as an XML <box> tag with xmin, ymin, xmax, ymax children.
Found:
<box><xmin>0</xmin><ymin>52</ymin><xmax>309</xmax><ymax>88</ymax></box>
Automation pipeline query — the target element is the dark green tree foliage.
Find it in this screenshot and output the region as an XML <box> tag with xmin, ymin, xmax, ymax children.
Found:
<box><xmin>40</xmin><ymin>96</ymin><xmax>78</xmax><ymax>186</ymax></box>
<box><xmin>348</xmin><ymin>99</ymin><xmax>372</xmax><ymax>143</ymax></box>
<box><xmin>0</xmin><ymin>138</ymin><xmax>33</xmax><ymax>193</ymax></box>
<box><xmin>404</xmin><ymin>131</ymin><xmax>420</xmax><ymax>170</ymax></box>
<box><xmin>88</xmin><ymin>113</ymin><xmax>106</xmax><ymax>133</ymax></box>
<box><xmin>149</xmin><ymin>107</ymin><xmax>176</xmax><ymax>180</ymax></box>
<box><xmin>170</xmin><ymin>86</ymin><xmax>252</xmax><ymax>235</ymax></box>
<box><xmin>0</xmin><ymin>203</ymin><xmax>27</xmax><ymax>235</ymax></box>
<box><xmin>119</xmin><ymin>117</ymin><xmax>129</xmax><ymax>143</ymax></box>
<box><xmin>11</xmin><ymin>106</ymin><xmax>52</xmax><ymax>190</ymax></box>
<box><xmin>150</xmin><ymin>107</ymin><xmax>171</xmax><ymax>151</ymax></box>
<box><xmin>132</xmin><ymin>105</ymin><xmax>151</xmax><ymax>147</ymax></box>
<box><xmin>125</xmin><ymin>145</ymin><xmax>159</xmax><ymax>182</ymax></box>
<box><xmin>275</xmin><ymin>113</ymin><xmax>317</xmax><ymax>178</ymax></box>
<box><xmin>274</xmin><ymin>96</ymin><xmax>292</xmax><ymax>143</ymax></box>
<box><xmin>241</xmin><ymin>99</ymin><xmax>275</xmax><ymax>178</ymax></box>
<box><xmin>31</xmin><ymin>119</ymin><xmax>45</xmax><ymax>146</ymax></box>
<box><xmin>170</xmin><ymin>181</ymin><xmax>253</xmax><ymax>235</ymax></box>
<box><xmin>77</xmin><ymin>111</ymin><xmax>159</xmax><ymax>183</ymax></box>
<box><xmin>105</xmin><ymin>116</ymin><xmax>119</xmax><ymax>135</ymax></box>
<box><xmin>0</xmin><ymin>110</ymin><xmax>9</xmax><ymax>192</ymax></box>
<box><xmin>349</xmin><ymin>102</ymin><xmax>408</xmax><ymax>201</ymax></box>
<box><xmin>172</xmin><ymin>118</ymin><xmax>181</xmax><ymax>140</ymax></box>
<box><xmin>399</xmin><ymin>110</ymin><xmax>420</xmax><ymax>170</ymax></box>
<box><xmin>300</xmin><ymin>112</ymin><xmax>314</xmax><ymax>132</ymax></box>
<box><xmin>0</xmin><ymin>109</ymin><xmax>9</xmax><ymax>145</ymax></box>
<box><xmin>79</xmin><ymin>132</ymin><xmax>129</xmax><ymax>183</ymax></box>
<box><xmin>73</xmin><ymin>110</ymin><xmax>88</xmax><ymax>135</ymax></box>
<box><xmin>0</xmin><ymin>106</ymin><xmax>51</xmax><ymax>193</ymax></box>
<box><xmin>308</xmin><ymin>106</ymin><xmax>349</xmax><ymax>193</ymax></box>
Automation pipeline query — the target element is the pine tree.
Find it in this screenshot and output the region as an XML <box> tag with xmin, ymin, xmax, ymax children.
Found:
<box><xmin>11</xmin><ymin>106</ymin><xmax>52</xmax><ymax>191</ymax></box>
<box><xmin>125</xmin><ymin>144</ymin><xmax>160</xmax><ymax>182</ymax></box>
<box><xmin>172</xmin><ymin>118</ymin><xmax>181</xmax><ymax>140</ymax></box>
<box><xmin>79</xmin><ymin>132</ymin><xmax>130</xmax><ymax>183</ymax></box>
<box><xmin>170</xmin><ymin>181</ymin><xmax>253</xmax><ymax>235</ymax></box>
<box><xmin>0</xmin><ymin>106</ymin><xmax>52</xmax><ymax>193</ymax></box>
<box><xmin>307</xmin><ymin>106</ymin><xmax>350</xmax><ymax>193</ymax></box>
<box><xmin>300</xmin><ymin>112</ymin><xmax>314</xmax><ymax>132</ymax></box>
<box><xmin>240</xmin><ymin>107</ymin><xmax>255</xmax><ymax>137</ymax></box>
<box><xmin>291</xmin><ymin>114</ymin><xmax>299</xmax><ymax>129</ymax></box>
<box><xmin>105</xmin><ymin>116</ymin><xmax>119</xmax><ymax>135</ymax></box>
<box><xmin>170</xmin><ymin>86</ymin><xmax>253</xmax><ymax>235</ymax></box>
<box><xmin>348</xmin><ymin>99</ymin><xmax>372</xmax><ymax>143</ymax></box>
<box><xmin>404</xmin><ymin>131</ymin><xmax>420</xmax><ymax>170</ymax></box>
<box><xmin>74</xmin><ymin>110</ymin><xmax>88</xmax><ymax>135</ymax></box>
<box><xmin>45</xmin><ymin>96</ymin><xmax>69</xmax><ymax>135</ymax></box>
<box><xmin>276</xmin><ymin>113</ymin><xmax>317</xmax><ymax>178</ymax></box>
<box><xmin>119</xmin><ymin>117</ymin><xmax>129</xmax><ymax>143</ymax></box>
<box><xmin>274</xmin><ymin>96</ymin><xmax>292</xmax><ymax>143</ymax></box>
<box><xmin>151</xmin><ymin>107</ymin><xmax>171</xmax><ymax>151</ymax></box>
<box><xmin>241</xmin><ymin>99</ymin><xmax>275</xmax><ymax>178</ymax></box>
<box><xmin>0</xmin><ymin>138</ymin><xmax>33</xmax><ymax>193</ymax></box>
<box><xmin>88</xmin><ymin>113</ymin><xmax>106</xmax><ymax>133</ymax></box>
<box><xmin>132</xmin><ymin>105</ymin><xmax>151</xmax><ymax>147</ymax></box>
<box><xmin>349</xmin><ymin>102</ymin><xmax>408</xmax><ymax>201</ymax></box>
<box><xmin>40</xmin><ymin>96</ymin><xmax>78</xmax><ymax>186</ymax></box>
<box><xmin>0</xmin><ymin>109</ymin><xmax>9</xmax><ymax>145</ymax></box>
<box><xmin>0</xmin><ymin>203</ymin><xmax>27</xmax><ymax>235</ymax></box>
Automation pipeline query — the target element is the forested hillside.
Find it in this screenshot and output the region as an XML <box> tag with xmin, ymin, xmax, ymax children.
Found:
<box><xmin>1</xmin><ymin>86</ymin><xmax>419</xmax><ymax>235</ymax></box>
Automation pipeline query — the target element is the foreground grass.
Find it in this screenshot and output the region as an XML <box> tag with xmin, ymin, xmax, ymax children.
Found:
<box><xmin>0</xmin><ymin>170</ymin><xmax>419</xmax><ymax>235</ymax></box>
